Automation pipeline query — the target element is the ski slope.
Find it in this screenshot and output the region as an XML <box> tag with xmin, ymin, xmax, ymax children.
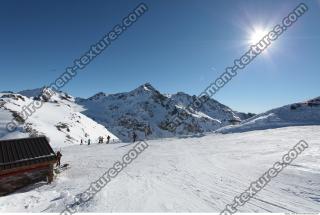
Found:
<box><xmin>0</xmin><ymin>92</ymin><xmax>118</xmax><ymax>147</ymax></box>
<box><xmin>0</xmin><ymin>126</ymin><xmax>319</xmax><ymax>212</ymax></box>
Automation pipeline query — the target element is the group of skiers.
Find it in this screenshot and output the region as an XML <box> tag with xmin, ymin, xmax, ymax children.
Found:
<box><xmin>79</xmin><ymin>125</ymin><xmax>151</xmax><ymax>145</ymax></box>
<box><xmin>79</xmin><ymin>135</ymin><xmax>112</xmax><ymax>145</ymax></box>
<box><xmin>80</xmin><ymin>138</ymin><xmax>90</xmax><ymax>145</ymax></box>
<box><xmin>98</xmin><ymin>135</ymin><xmax>111</xmax><ymax>144</ymax></box>
<box><xmin>55</xmin><ymin>126</ymin><xmax>152</xmax><ymax>167</ymax></box>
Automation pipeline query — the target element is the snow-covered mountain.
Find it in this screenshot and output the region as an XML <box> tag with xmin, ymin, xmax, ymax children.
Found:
<box><xmin>75</xmin><ymin>83</ymin><xmax>250</xmax><ymax>141</ymax></box>
<box><xmin>217</xmin><ymin>96</ymin><xmax>320</xmax><ymax>133</ymax></box>
<box><xmin>0</xmin><ymin>84</ymin><xmax>251</xmax><ymax>143</ymax></box>
<box><xmin>18</xmin><ymin>87</ymin><xmax>47</xmax><ymax>98</ymax></box>
<box><xmin>170</xmin><ymin>92</ymin><xmax>254</xmax><ymax>122</ymax></box>
<box><xmin>0</xmin><ymin>88</ymin><xmax>118</xmax><ymax>148</ymax></box>
<box><xmin>2</xmin><ymin>83</ymin><xmax>319</xmax><ymax>143</ymax></box>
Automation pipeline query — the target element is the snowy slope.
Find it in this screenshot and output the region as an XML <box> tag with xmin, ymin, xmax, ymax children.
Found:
<box><xmin>76</xmin><ymin>83</ymin><xmax>249</xmax><ymax>141</ymax></box>
<box><xmin>217</xmin><ymin>96</ymin><xmax>320</xmax><ymax>134</ymax></box>
<box><xmin>2</xmin><ymin>84</ymin><xmax>319</xmax><ymax>143</ymax></box>
<box><xmin>0</xmin><ymin>126</ymin><xmax>319</xmax><ymax>212</ymax></box>
<box><xmin>0</xmin><ymin>90</ymin><xmax>118</xmax><ymax>148</ymax></box>
<box><xmin>170</xmin><ymin>92</ymin><xmax>253</xmax><ymax>123</ymax></box>
<box><xmin>1</xmin><ymin>84</ymin><xmax>252</xmax><ymax>144</ymax></box>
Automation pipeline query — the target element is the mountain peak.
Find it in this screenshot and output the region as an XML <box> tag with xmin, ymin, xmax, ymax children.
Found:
<box><xmin>18</xmin><ymin>87</ymin><xmax>70</xmax><ymax>102</ymax></box>
<box><xmin>130</xmin><ymin>83</ymin><xmax>158</xmax><ymax>94</ymax></box>
<box><xmin>139</xmin><ymin>83</ymin><xmax>157</xmax><ymax>91</ymax></box>
<box><xmin>88</xmin><ymin>92</ymin><xmax>107</xmax><ymax>100</ymax></box>
<box><xmin>18</xmin><ymin>87</ymin><xmax>46</xmax><ymax>98</ymax></box>
<box><xmin>175</xmin><ymin>92</ymin><xmax>190</xmax><ymax>96</ymax></box>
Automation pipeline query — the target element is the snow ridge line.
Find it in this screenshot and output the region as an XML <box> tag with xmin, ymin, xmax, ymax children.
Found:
<box><xmin>220</xmin><ymin>139</ymin><xmax>309</xmax><ymax>215</ymax></box>
<box><xmin>61</xmin><ymin>140</ymin><xmax>149</xmax><ymax>215</ymax></box>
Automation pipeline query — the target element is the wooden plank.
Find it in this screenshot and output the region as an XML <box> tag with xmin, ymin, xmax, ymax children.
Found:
<box><xmin>0</xmin><ymin>160</ymin><xmax>56</xmax><ymax>177</ymax></box>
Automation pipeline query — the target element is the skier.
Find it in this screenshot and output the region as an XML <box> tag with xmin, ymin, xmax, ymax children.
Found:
<box><xmin>132</xmin><ymin>132</ymin><xmax>137</xmax><ymax>143</ymax></box>
<box><xmin>144</xmin><ymin>126</ymin><xmax>149</xmax><ymax>139</ymax></box>
<box><xmin>56</xmin><ymin>151</ymin><xmax>62</xmax><ymax>167</ymax></box>
<box><xmin>80</xmin><ymin>139</ymin><xmax>83</xmax><ymax>145</ymax></box>
<box><xmin>107</xmin><ymin>135</ymin><xmax>110</xmax><ymax>144</ymax></box>
<box><xmin>88</xmin><ymin>139</ymin><xmax>91</xmax><ymax>145</ymax></box>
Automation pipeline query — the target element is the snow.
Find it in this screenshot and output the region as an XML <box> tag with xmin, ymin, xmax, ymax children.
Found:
<box><xmin>0</xmin><ymin>92</ymin><xmax>118</xmax><ymax>148</ymax></box>
<box><xmin>1</xmin><ymin>84</ymin><xmax>253</xmax><ymax>143</ymax></box>
<box><xmin>1</xmin><ymin>126</ymin><xmax>319</xmax><ymax>212</ymax></box>
<box><xmin>0</xmin><ymin>108</ymin><xmax>28</xmax><ymax>139</ymax></box>
<box><xmin>18</xmin><ymin>87</ymin><xmax>45</xmax><ymax>98</ymax></box>
<box><xmin>76</xmin><ymin>83</ymin><xmax>248</xmax><ymax>141</ymax></box>
<box><xmin>1</xmin><ymin>86</ymin><xmax>320</xmax><ymax>212</ymax></box>
<box><xmin>217</xmin><ymin>97</ymin><xmax>320</xmax><ymax>134</ymax></box>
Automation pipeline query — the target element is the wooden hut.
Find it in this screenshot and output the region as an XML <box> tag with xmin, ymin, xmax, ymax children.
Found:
<box><xmin>0</xmin><ymin>136</ymin><xmax>57</xmax><ymax>196</ymax></box>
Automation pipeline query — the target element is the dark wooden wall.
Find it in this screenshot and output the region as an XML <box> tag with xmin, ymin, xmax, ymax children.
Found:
<box><xmin>0</xmin><ymin>164</ymin><xmax>54</xmax><ymax>196</ymax></box>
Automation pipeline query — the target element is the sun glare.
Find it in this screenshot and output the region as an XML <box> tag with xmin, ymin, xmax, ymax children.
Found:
<box><xmin>249</xmin><ymin>28</ymin><xmax>268</xmax><ymax>45</ymax></box>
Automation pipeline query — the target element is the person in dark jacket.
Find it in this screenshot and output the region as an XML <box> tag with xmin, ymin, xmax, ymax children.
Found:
<box><xmin>56</xmin><ymin>151</ymin><xmax>62</xmax><ymax>167</ymax></box>
<box><xmin>133</xmin><ymin>132</ymin><xmax>137</xmax><ymax>143</ymax></box>
<box><xmin>101</xmin><ymin>136</ymin><xmax>104</xmax><ymax>143</ymax></box>
<box><xmin>88</xmin><ymin>139</ymin><xmax>91</xmax><ymax>145</ymax></box>
<box><xmin>106</xmin><ymin>135</ymin><xmax>111</xmax><ymax>144</ymax></box>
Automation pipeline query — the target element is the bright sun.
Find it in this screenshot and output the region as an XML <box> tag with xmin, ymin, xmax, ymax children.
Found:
<box><xmin>249</xmin><ymin>28</ymin><xmax>268</xmax><ymax>45</ymax></box>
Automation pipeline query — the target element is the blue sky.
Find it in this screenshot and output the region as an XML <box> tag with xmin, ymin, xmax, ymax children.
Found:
<box><xmin>0</xmin><ymin>0</ymin><xmax>319</xmax><ymax>113</ymax></box>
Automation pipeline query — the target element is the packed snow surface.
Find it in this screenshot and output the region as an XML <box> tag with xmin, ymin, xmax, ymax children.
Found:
<box><xmin>0</xmin><ymin>126</ymin><xmax>319</xmax><ymax>212</ymax></box>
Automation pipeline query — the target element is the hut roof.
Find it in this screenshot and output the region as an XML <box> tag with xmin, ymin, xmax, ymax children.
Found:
<box><xmin>0</xmin><ymin>136</ymin><xmax>56</xmax><ymax>171</ymax></box>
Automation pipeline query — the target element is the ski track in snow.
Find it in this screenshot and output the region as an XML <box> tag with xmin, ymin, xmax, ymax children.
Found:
<box><xmin>0</xmin><ymin>126</ymin><xmax>320</xmax><ymax>212</ymax></box>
